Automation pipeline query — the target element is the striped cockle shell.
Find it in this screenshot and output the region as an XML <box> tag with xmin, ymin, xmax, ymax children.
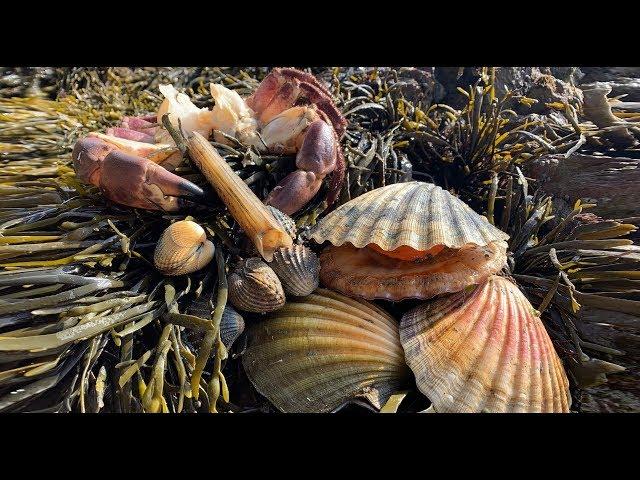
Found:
<box><xmin>309</xmin><ymin>181</ymin><xmax>510</xmax><ymax>252</ymax></box>
<box><xmin>269</xmin><ymin>245</ymin><xmax>320</xmax><ymax>297</ymax></box>
<box><xmin>400</xmin><ymin>275</ymin><xmax>571</xmax><ymax>413</ymax></box>
<box><xmin>242</xmin><ymin>288</ymin><xmax>410</xmax><ymax>413</ymax></box>
<box><xmin>267</xmin><ymin>206</ymin><xmax>297</xmax><ymax>240</ymax></box>
<box><xmin>228</xmin><ymin>257</ymin><xmax>286</xmax><ymax>313</ymax></box>
<box><xmin>220</xmin><ymin>304</ymin><xmax>245</xmax><ymax>349</ymax></box>
<box><xmin>153</xmin><ymin>220</ymin><xmax>214</xmax><ymax>276</ymax></box>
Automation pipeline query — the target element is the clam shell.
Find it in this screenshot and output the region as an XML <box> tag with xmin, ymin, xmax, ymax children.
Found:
<box><xmin>228</xmin><ymin>257</ymin><xmax>286</xmax><ymax>313</ymax></box>
<box><xmin>153</xmin><ymin>220</ymin><xmax>214</xmax><ymax>276</ymax></box>
<box><xmin>310</xmin><ymin>181</ymin><xmax>509</xmax><ymax>252</ymax></box>
<box><xmin>400</xmin><ymin>275</ymin><xmax>571</xmax><ymax>413</ymax></box>
<box><xmin>319</xmin><ymin>240</ymin><xmax>508</xmax><ymax>301</ymax></box>
<box><xmin>242</xmin><ymin>288</ymin><xmax>410</xmax><ymax>413</ymax></box>
<box><xmin>270</xmin><ymin>245</ymin><xmax>319</xmax><ymax>297</ymax></box>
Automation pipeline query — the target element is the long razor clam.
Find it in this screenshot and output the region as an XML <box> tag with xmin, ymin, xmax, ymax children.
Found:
<box><xmin>186</xmin><ymin>132</ymin><xmax>293</xmax><ymax>261</ymax></box>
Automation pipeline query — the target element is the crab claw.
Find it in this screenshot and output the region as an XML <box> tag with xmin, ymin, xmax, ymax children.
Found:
<box><xmin>72</xmin><ymin>137</ymin><xmax>205</xmax><ymax>212</ymax></box>
<box><xmin>265</xmin><ymin>119</ymin><xmax>344</xmax><ymax>215</ymax></box>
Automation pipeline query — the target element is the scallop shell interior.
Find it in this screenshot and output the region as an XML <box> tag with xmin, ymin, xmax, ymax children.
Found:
<box><xmin>400</xmin><ymin>275</ymin><xmax>571</xmax><ymax>413</ymax></box>
<box><xmin>228</xmin><ymin>257</ymin><xmax>286</xmax><ymax>313</ymax></box>
<box><xmin>310</xmin><ymin>181</ymin><xmax>509</xmax><ymax>252</ymax></box>
<box><xmin>270</xmin><ymin>245</ymin><xmax>319</xmax><ymax>297</ymax></box>
<box><xmin>320</xmin><ymin>240</ymin><xmax>507</xmax><ymax>301</ymax></box>
<box><xmin>153</xmin><ymin>220</ymin><xmax>214</xmax><ymax>276</ymax></box>
<box><xmin>242</xmin><ymin>288</ymin><xmax>410</xmax><ymax>413</ymax></box>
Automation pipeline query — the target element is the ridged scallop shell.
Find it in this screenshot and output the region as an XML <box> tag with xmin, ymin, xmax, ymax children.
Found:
<box><xmin>228</xmin><ymin>257</ymin><xmax>286</xmax><ymax>313</ymax></box>
<box><xmin>242</xmin><ymin>288</ymin><xmax>410</xmax><ymax>413</ymax></box>
<box><xmin>320</xmin><ymin>241</ymin><xmax>507</xmax><ymax>301</ymax></box>
<box><xmin>400</xmin><ymin>275</ymin><xmax>571</xmax><ymax>413</ymax></box>
<box><xmin>267</xmin><ymin>206</ymin><xmax>297</xmax><ymax>240</ymax></box>
<box><xmin>310</xmin><ymin>181</ymin><xmax>509</xmax><ymax>251</ymax></box>
<box><xmin>153</xmin><ymin>220</ymin><xmax>214</xmax><ymax>276</ymax></box>
<box><xmin>270</xmin><ymin>245</ymin><xmax>319</xmax><ymax>297</ymax></box>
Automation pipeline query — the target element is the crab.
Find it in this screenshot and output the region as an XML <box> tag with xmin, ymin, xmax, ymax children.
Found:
<box><xmin>71</xmin><ymin>68</ymin><xmax>347</xmax><ymax>215</ymax></box>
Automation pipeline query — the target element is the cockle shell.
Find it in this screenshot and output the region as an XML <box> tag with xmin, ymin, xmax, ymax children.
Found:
<box><xmin>220</xmin><ymin>304</ymin><xmax>245</xmax><ymax>349</ymax></box>
<box><xmin>400</xmin><ymin>275</ymin><xmax>571</xmax><ymax>413</ymax></box>
<box><xmin>228</xmin><ymin>257</ymin><xmax>286</xmax><ymax>313</ymax></box>
<box><xmin>310</xmin><ymin>181</ymin><xmax>509</xmax><ymax>252</ymax></box>
<box><xmin>267</xmin><ymin>206</ymin><xmax>297</xmax><ymax>240</ymax></box>
<box><xmin>242</xmin><ymin>288</ymin><xmax>410</xmax><ymax>413</ymax></box>
<box><xmin>310</xmin><ymin>181</ymin><xmax>510</xmax><ymax>301</ymax></box>
<box><xmin>153</xmin><ymin>220</ymin><xmax>214</xmax><ymax>276</ymax></box>
<box><xmin>270</xmin><ymin>245</ymin><xmax>319</xmax><ymax>297</ymax></box>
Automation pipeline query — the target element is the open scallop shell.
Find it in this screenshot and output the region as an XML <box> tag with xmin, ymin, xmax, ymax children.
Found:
<box><xmin>270</xmin><ymin>245</ymin><xmax>319</xmax><ymax>297</ymax></box>
<box><xmin>310</xmin><ymin>181</ymin><xmax>509</xmax><ymax>252</ymax></box>
<box><xmin>153</xmin><ymin>220</ymin><xmax>214</xmax><ymax>276</ymax></box>
<box><xmin>228</xmin><ymin>257</ymin><xmax>286</xmax><ymax>313</ymax></box>
<box><xmin>400</xmin><ymin>275</ymin><xmax>571</xmax><ymax>413</ymax></box>
<box><xmin>320</xmin><ymin>240</ymin><xmax>507</xmax><ymax>301</ymax></box>
<box><xmin>242</xmin><ymin>288</ymin><xmax>410</xmax><ymax>413</ymax></box>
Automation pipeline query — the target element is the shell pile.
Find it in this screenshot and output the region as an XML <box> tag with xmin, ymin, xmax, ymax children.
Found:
<box><xmin>310</xmin><ymin>181</ymin><xmax>509</xmax><ymax>301</ymax></box>
<box><xmin>242</xmin><ymin>288</ymin><xmax>410</xmax><ymax>413</ymax></box>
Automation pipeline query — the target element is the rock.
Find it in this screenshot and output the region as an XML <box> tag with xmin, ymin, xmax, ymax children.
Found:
<box><xmin>517</xmin><ymin>70</ymin><xmax>583</xmax><ymax>114</ymax></box>
<box><xmin>525</xmin><ymin>153</ymin><xmax>640</xmax><ymax>218</ymax></box>
<box><xmin>580</xmin><ymin>67</ymin><xmax>640</xmax><ymax>102</ymax></box>
<box><xmin>385</xmin><ymin>67</ymin><xmax>435</xmax><ymax>107</ymax></box>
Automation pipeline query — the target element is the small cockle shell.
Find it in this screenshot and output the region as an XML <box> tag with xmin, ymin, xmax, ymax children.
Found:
<box><xmin>400</xmin><ymin>275</ymin><xmax>571</xmax><ymax>413</ymax></box>
<box><xmin>269</xmin><ymin>245</ymin><xmax>319</xmax><ymax>297</ymax></box>
<box><xmin>242</xmin><ymin>288</ymin><xmax>410</xmax><ymax>413</ymax></box>
<box><xmin>228</xmin><ymin>257</ymin><xmax>286</xmax><ymax>313</ymax></box>
<box><xmin>310</xmin><ymin>181</ymin><xmax>510</xmax><ymax>301</ymax></box>
<box><xmin>153</xmin><ymin>220</ymin><xmax>214</xmax><ymax>276</ymax></box>
<box><xmin>267</xmin><ymin>206</ymin><xmax>297</xmax><ymax>240</ymax></box>
<box><xmin>220</xmin><ymin>304</ymin><xmax>246</xmax><ymax>349</ymax></box>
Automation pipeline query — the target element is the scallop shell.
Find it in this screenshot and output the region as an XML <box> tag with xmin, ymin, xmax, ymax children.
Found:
<box><xmin>320</xmin><ymin>241</ymin><xmax>507</xmax><ymax>301</ymax></box>
<box><xmin>270</xmin><ymin>245</ymin><xmax>319</xmax><ymax>297</ymax></box>
<box><xmin>153</xmin><ymin>220</ymin><xmax>214</xmax><ymax>276</ymax></box>
<box><xmin>310</xmin><ymin>181</ymin><xmax>509</xmax><ymax>252</ymax></box>
<box><xmin>228</xmin><ymin>257</ymin><xmax>286</xmax><ymax>313</ymax></box>
<box><xmin>242</xmin><ymin>288</ymin><xmax>410</xmax><ymax>413</ymax></box>
<box><xmin>400</xmin><ymin>275</ymin><xmax>571</xmax><ymax>413</ymax></box>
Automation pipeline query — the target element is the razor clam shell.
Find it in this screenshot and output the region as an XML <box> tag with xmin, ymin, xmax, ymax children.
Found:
<box><xmin>400</xmin><ymin>275</ymin><xmax>571</xmax><ymax>413</ymax></box>
<box><xmin>270</xmin><ymin>245</ymin><xmax>319</xmax><ymax>297</ymax></box>
<box><xmin>310</xmin><ymin>181</ymin><xmax>509</xmax><ymax>252</ymax></box>
<box><xmin>242</xmin><ymin>288</ymin><xmax>410</xmax><ymax>413</ymax></box>
<box><xmin>153</xmin><ymin>220</ymin><xmax>215</xmax><ymax>276</ymax></box>
<box><xmin>319</xmin><ymin>240</ymin><xmax>508</xmax><ymax>301</ymax></box>
<box><xmin>228</xmin><ymin>257</ymin><xmax>286</xmax><ymax>313</ymax></box>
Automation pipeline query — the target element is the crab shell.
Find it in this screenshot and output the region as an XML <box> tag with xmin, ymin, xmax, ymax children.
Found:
<box><xmin>310</xmin><ymin>181</ymin><xmax>510</xmax><ymax>301</ymax></box>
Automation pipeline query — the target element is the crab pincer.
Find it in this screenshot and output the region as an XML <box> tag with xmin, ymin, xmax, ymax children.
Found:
<box><xmin>72</xmin><ymin>136</ymin><xmax>205</xmax><ymax>211</ymax></box>
<box><xmin>264</xmin><ymin>119</ymin><xmax>344</xmax><ymax>215</ymax></box>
